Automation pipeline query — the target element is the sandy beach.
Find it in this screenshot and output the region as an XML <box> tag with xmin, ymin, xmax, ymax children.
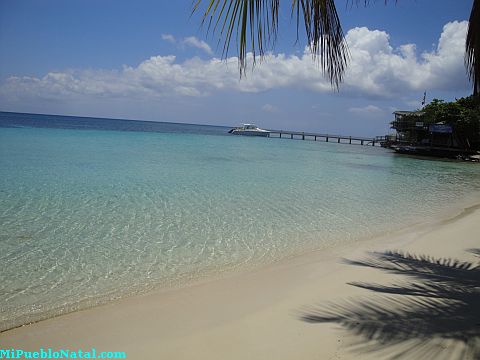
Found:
<box><xmin>1</xmin><ymin>202</ymin><xmax>479</xmax><ymax>360</ymax></box>
<box><xmin>1</xmin><ymin>1</ymin><xmax>479</xmax><ymax>359</ymax></box>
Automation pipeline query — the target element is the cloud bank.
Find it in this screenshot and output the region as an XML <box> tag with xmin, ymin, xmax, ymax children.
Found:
<box><xmin>0</xmin><ymin>21</ymin><xmax>469</xmax><ymax>105</ymax></box>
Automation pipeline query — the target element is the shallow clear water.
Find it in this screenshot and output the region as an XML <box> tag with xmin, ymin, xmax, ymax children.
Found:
<box><xmin>1</xmin><ymin>113</ymin><xmax>479</xmax><ymax>331</ymax></box>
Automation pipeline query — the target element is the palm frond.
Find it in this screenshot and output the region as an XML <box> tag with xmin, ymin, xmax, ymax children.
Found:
<box><xmin>301</xmin><ymin>249</ymin><xmax>480</xmax><ymax>359</ymax></box>
<box><xmin>292</xmin><ymin>0</ymin><xmax>349</xmax><ymax>88</ymax></box>
<box><xmin>192</xmin><ymin>0</ymin><xmax>280</xmax><ymax>76</ymax></box>
<box><xmin>192</xmin><ymin>0</ymin><xmax>349</xmax><ymax>89</ymax></box>
<box><xmin>466</xmin><ymin>0</ymin><xmax>480</xmax><ymax>96</ymax></box>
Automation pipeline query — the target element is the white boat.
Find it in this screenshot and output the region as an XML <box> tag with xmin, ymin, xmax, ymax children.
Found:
<box><xmin>228</xmin><ymin>124</ymin><xmax>270</xmax><ymax>137</ymax></box>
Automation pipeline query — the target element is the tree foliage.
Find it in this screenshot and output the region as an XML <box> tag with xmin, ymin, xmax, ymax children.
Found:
<box><xmin>398</xmin><ymin>96</ymin><xmax>480</xmax><ymax>149</ymax></box>
<box><xmin>423</xmin><ymin>97</ymin><xmax>480</xmax><ymax>148</ymax></box>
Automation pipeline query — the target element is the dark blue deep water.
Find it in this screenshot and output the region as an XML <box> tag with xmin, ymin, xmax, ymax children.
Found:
<box><xmin>0</xmin><ymin>111</ymin><xmax>231</xmax><ymax>136</ymax></box>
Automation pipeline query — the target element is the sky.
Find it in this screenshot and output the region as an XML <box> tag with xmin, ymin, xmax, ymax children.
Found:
<box><xmin>0</xmin><ymin>0</ymin><xmax>475</xmax><ymax>136</ymax></box>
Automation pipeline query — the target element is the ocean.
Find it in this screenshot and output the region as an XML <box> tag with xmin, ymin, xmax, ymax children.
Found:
<box><xmin>1</xmin><ymin>111</ymin><xmax>479</xmax><ymax>331</ymax></box>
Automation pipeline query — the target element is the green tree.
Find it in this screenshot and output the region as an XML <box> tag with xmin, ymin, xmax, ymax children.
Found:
<box><xmin>193</xmin><ymin>0</ymin><xmax>480</xmax><ymax>94</ymax></box>
<box><xmin>421</xmin><ymin>96</ymin><xmax>480</xmax><ymax>149</ymax></box>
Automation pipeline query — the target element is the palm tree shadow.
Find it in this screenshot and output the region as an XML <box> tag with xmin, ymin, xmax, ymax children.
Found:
<box><xmin>300</xmin><ymin>249</ymin><xmax>480</xmax><ymax>360</ymax></box>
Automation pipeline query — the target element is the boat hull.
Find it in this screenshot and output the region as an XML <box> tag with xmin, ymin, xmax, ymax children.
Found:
<box><xmin>230</xmin><ymin>130</ymin><xmax>270</xmax><ymax>137</ymax></box>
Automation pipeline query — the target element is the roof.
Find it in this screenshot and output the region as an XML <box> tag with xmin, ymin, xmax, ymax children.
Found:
<box><xmin>393</xmin><ymin>111</ymin><xmax>425</xmax><ymax>116</ymax></box>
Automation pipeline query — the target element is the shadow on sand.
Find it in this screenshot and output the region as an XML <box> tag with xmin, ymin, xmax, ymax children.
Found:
<box><xmin>300</xmin><ymin>249</ymin><xmax>480</xmax><ymax>359</ymax></box>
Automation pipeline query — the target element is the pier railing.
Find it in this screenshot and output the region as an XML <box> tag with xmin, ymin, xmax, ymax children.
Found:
<box><xmin>267</xmin><ymin>130</ymin><xmax>385</xmax><ymax>146</ymax></box>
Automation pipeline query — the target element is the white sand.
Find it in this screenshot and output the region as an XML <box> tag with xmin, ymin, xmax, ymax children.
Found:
<box><xmin>1</xmin><ymin>204</ymin><xmax>479</xmax><ymax>359</ymax></box>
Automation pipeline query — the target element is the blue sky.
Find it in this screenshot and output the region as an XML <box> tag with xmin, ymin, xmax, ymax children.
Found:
<box><xmin>0</xmin><ymin>1</ymin><xmax>474</xmax><ymax>136</ymax></box>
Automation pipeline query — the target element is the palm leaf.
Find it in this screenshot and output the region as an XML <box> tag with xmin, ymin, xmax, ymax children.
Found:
<box><xmin>466</xmin><ymin>0</ymin><xmax>480</xmax><ymax>96</ymax></box>
<box><xmin>193</xmin><ymin>0</ymin><xmax>349</xmax><ymax>89</ymax></box>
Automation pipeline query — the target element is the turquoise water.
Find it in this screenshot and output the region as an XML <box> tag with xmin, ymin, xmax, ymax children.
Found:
<box><xmin>1</xmin><ymin>123</ymin><xmax>479</xmax><ymax>331</ymax></box>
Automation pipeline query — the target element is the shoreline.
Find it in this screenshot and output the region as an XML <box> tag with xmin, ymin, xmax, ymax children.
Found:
<box><xmin>1</xmin><ymin>197</ymin><xmax>479</xmax><ymax>359</ymax></box>
<box><xmin>2</xmin><ymin>193</ymin><xmax>480</xmax><ymax>334</ymax></box>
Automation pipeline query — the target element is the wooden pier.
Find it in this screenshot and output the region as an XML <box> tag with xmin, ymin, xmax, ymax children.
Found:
<box><xmin>267</xmin><ymin>130</ymin><xmax>386</xmax><ymax>146</ymax></box>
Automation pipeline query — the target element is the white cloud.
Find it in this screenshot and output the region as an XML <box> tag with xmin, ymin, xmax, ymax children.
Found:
<box><xmin>161</xmin><ymin>34</ymin><xmax>176</xmax><ymax>43</ymax></box>
<box><xmin>262</xmin><ymin>104</ymin><xmax>279</xmax><ymax>113</ymax></box>
<box><xmin>348</xmin><ymin>105</ymin><xmax>383</xmax><ymax>114</ymax></box>
<box><xmin>0</xmin><ymin>21</ymin><xmax>470</xmax><ymax>104</ymax></box>
<box><xmin>161</xmin><ymin>34</ymin><xmax>213</xmax><ymax>55</ymax></box>
<box><xmin>341</xmin><ymin>21</ymin><xmax>469</xmax><ymax>97</ymax></box>
<box><xmin>183</xmin><ymin>36</ymin><xmax>213</xmax><ymax>55</ymax></box>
